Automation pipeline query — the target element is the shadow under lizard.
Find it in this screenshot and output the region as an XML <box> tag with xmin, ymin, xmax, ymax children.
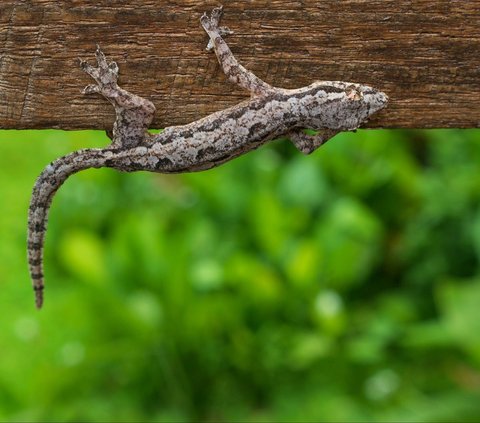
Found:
<box><xmin>27</xmin><ymin>6</ymin><xmax>388</xmax><ymax>309</ymax></box>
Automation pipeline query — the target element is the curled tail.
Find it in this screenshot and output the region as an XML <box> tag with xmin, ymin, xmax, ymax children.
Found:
<box><xmin>28</xmin><ymin>148</ymin><xmax>111</xmax><ymax>309</ymax></box>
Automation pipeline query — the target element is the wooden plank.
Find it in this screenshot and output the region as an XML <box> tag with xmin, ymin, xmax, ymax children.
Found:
<box><xmin>0</xmin><ymin>0</ymin><xmax>479</xmax><ymax>130</ymax></box>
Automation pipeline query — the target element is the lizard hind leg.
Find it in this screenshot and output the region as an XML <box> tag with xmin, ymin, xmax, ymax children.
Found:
<box><xmin>288</xmin><ymin>129</ymin><xmax>339</xmax><ymax>155</ymax></box>
<box><xmin>201</xmin><ymin>6</ymin><xmax>275</xmax><ymax>97</ymax></box>
<box><xmin>80</xmin><ymin>45</ymin><xmax>156</xmax><ymax>149</ymax></box>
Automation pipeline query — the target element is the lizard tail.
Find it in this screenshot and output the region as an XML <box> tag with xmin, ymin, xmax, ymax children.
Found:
<box><xmin>28</xmin><ymin>148</ymin><xmax>112</xmax><ymax>309</ymax></box>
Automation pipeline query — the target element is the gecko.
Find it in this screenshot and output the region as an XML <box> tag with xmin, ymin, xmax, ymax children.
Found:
<box><xmin>27</xmin><ymin>6</ymin><xmax>388</xmax><ymax>309</ymax></box>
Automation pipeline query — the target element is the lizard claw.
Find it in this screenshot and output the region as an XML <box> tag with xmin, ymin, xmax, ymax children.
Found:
<box><xmin>82</xmin><ymin>84</ymin><xmax>100</xmax><ymax>94</ymax></box>
<box><xmin>202</xmin><ymin>6</ymin><xmax>234</xmax><ymax>50</ymax></box>
<box><xmin>108</xmin><ymin>61</ymin><xmax>119</xmax><ymax>75</ymax></box>
<box><xmin>201</xmin><ymin>5</ymin><xmax>224</xmax><ymax>32</ymax></box>
<box><xmin>95</xmin><ymin>44</ymin><xmax>108</xmax><ymax>68</ymax></box>
<box><xmin>209</xmin><ymin>5</ymin><xmax>224</xmax><ymax>26</ymax></box>
<box><xmin>79</xmin><ymin>58</ymin><xmax>98</xmax><ymax>79</ymax></box>
<box><xmin>80</xmin><ymin>45</ymin><xmax>119</xmax><ymax>94</ymax></box>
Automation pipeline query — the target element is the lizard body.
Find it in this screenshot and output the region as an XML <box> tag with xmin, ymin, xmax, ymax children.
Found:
<box><xmin>28</xmin><ymin>6</ymin><xmax>388</xmax><ymax>308</ymax></box>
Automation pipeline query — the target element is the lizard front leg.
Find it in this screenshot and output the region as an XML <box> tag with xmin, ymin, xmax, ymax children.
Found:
<box><xmin>201</xmin><ymin>6</ymin><xmax>275</xmax><ymax>97</ymax></box>
<box><xmin>80</xmin><ymin>45</ymin><xmax>156</xmax><ymax>148</ymax></box>
<box><xmin>288</xmin><ymin>129</ymin><xmax>339</xmax><ymax>155</ymax></box>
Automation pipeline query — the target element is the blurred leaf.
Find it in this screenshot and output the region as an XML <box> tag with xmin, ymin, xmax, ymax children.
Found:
<box><xmin>316</xmin><ymin>197</ymin><xmax>384</xmax><ymax>289</ymax></box>
<box><xmin>284</xmin><ymin>239</ymin><xmax>321</xmax><ymax>289</ymax></box>
<box><xmin>288</xmin><ymin>332</ymin><xmax>332</xmax><ymax>369</ymax></box>
<box><xmin>437</xmin><ymin>279</ymin><xmax>480</xmax><ymax>362</ymax></box>
<box><xmin>279</xmin><ymin>156</ymin><xmax>329</xmax><ymax>207</ymax></box>
<box><xmin>313</xmin><ymin>290</ymin><xmax>347</xmax><ymax>335</ymax></box>
<box><xmin>59</xmin><ymin>229</ymin><xmax>108</xmax><ymax>284</ymax></box>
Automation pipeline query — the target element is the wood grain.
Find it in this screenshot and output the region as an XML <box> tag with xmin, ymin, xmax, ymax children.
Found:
<box><xmin>0</xmin><ymin>1</ymin><xmax>479</xmax><ymax>130</ymax></box>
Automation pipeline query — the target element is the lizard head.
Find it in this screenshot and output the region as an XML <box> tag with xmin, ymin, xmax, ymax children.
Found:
<box><xmin>306</xmin><ymin>81</ymin><xmax>388</xmax><ymax>131</ymax></box>
<box><xmin>351</xmin><ymin>83</ymin><xmax>389</xmax><ymax>119</ymax></box>
<box><xmin>334</xmin><ymin>82</ymin><xmax>388</xmax><ymax>129</ymax></box>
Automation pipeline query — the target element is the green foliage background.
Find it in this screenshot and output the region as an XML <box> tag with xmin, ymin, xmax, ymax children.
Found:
<box><xmin>1</xmin><ymin>128</ymin><xmax>480</xmax><ymax>421</ymax></box>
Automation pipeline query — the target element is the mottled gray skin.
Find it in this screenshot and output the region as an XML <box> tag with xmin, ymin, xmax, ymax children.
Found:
<box><xmin>28</xmin><ymin>6</ymin><xmax>388</xmax><ymax>309</ymax></box>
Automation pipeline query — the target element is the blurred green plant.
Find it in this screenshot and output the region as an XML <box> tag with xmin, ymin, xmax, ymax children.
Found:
<box><xmin>0</xmin><ymin>128</ymin><xmax>480</xmax><ymax>422</ymax></box>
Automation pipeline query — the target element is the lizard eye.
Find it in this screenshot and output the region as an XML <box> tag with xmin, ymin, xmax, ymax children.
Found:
<box><xmin>346</xmin><ymin>86</ymin><xmax>362</xmax><ymax>101</ymax></box>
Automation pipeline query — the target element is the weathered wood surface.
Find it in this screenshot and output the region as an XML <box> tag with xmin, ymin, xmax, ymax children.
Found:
<box><xmin>0</xmin><ymin>1</ymin><xmax>479</xmax><ymax>130</ymax></box>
